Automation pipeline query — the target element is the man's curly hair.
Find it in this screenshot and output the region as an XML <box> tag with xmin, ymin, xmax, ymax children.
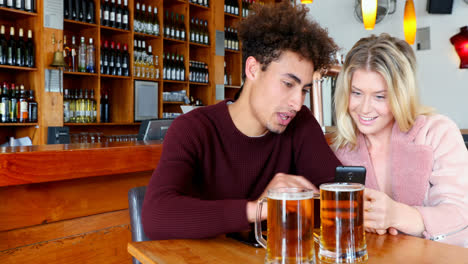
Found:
<box><xmin>238</xmin><ymin>1</ymin><xmax>338</xmax><ymax>80</ymax></box>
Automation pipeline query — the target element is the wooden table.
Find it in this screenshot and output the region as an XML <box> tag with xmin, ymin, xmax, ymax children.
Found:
<box><xmin>128</xmin><ymin>232</ymin><xmax>468</xmax><ymax>264</ymax></box>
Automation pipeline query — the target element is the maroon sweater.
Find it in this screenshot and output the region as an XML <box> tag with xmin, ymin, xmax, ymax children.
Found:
<box><xmin>142</xmin><ymin>100</ymin><xmax>340</xmax><ymax>239</ymax></box>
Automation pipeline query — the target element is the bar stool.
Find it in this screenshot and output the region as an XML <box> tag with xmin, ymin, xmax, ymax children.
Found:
<box><xmin>128</xmin><ymin>186</ymin><xmax>149</xmax><ymax>264</ymax></box>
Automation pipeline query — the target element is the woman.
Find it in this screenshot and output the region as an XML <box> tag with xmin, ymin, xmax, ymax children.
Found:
<box><xmin>332</xmin><ymin>33</ymin><xmax>468</xmax><ymax>247</ymax></box>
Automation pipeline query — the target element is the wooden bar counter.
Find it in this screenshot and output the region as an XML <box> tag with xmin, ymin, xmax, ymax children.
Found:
<box><xmin>0</xmin><ymin>141</ymin><xmax>163</xmax><ymax>264</ymax></box>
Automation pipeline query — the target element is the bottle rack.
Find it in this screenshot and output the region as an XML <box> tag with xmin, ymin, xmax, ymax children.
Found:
<box><xmin>0</xmin><ymin>5</ymin><xmax>41</xmax><ymax>144</ymax></box>
<box><xmin>0</xmin><ymin>0</ymin><xmax>278</xmax><ymax>144</ymax></box>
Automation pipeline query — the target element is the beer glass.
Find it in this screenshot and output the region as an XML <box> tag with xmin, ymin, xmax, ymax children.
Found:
<box><xmin>318</xmin><ymin>183</ymin><xmax>367</xmax><ymax>263</ymax></box>
<box><xmin>255</xmin><ymin>187</ymin><xmax>316</xmax><ymax>264</ymax></box>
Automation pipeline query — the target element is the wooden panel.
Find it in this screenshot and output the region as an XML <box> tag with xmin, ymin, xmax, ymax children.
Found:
<box><xmin>0</xmin><ymin>209</ymin><xmax>129</xmax><ymax>251</ymax></box>
<box><xmin>0</xmin><ymin>171</ymin><xmax>151</xmax><ymax>231</ymax></box>
<box><xmin>0</xmin><ymin>224</ymin><xmax>132</xmax><ymax>264</ymax></box>
<box><xmin>0</xmin><ymin>142</ymin><xmax>162</xmax><ymax>187</ymax></box>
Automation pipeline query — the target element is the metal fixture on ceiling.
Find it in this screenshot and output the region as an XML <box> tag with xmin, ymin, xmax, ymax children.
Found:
<box><xmin>354</xmin><ymin>0</ymin><xmax>396</xmax><ymax>27</ymax></box>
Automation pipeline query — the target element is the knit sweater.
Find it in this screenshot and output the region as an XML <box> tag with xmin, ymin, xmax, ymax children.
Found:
<box><xmin>335</xmin><ymin>114</ymin><xmax>468</xmax><ymax>247</ymax></box>
<box><xmin>142</xmin><ymin>100</ymin><xmax>340</xmax><ymax>239</ymax></box>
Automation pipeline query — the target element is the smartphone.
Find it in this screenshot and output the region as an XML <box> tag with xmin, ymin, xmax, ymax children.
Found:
<box><xmin>335</xmin><ymin>166</ymin><xmax>366</xmax><ymax>184</ymax></box>
<box><xmin>226</xmin><ymin>231</ymin><xmax>265</xmax><ymax>248</ymax></box>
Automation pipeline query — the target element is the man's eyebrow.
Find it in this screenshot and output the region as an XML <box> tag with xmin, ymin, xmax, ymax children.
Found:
<box><xmin>283</xmin><ymin>73</ymin><xmax>301</xmax><ymax>84</ymax></box>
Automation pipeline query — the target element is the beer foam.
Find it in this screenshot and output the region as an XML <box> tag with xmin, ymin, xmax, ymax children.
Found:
<box><xmin>320</xmin><ymin>183</ymin><xmax>364</xmax><ymax>192</ymax></box>
<box><xmin>268</xmin><ymin>190</ymin><xmax>317</xmax><ymax>200</ymax></box>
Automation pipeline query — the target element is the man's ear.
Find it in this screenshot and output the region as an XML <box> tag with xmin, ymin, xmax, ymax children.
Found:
<box><xmin>245</xmin><ymin>56</ymin><xmax>260</xmax><ymax>81</ymax></box>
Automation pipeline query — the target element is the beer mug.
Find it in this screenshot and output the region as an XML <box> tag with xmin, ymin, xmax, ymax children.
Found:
<box><xmin>255</xmin><ymin>187</ymin><xmax>316</xmax><ymax>264</ymax></box>
<box><xmin>317</xmin><ymin>182</ymin><xmax>368</xmax><ymax>263</ymax></box>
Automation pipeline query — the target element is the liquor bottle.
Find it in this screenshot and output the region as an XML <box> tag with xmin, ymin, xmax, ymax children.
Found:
<box><xmin>115</xmin><ymin>42</ymin><xmax>122</xmax><ymax>76</ymax></box>
<box><xmin>16</xmin><ymin>28</ymin><xmax>25</xmax><ymax>67</ymax></box>
<box><xmin>153</xmin><ymin>7</ymin><xmax>159</xmax><ymax>36</ymax></box>
<box><xmin>7</xmin><ymin>27</ymin><xmax>16</xmax><ymax>66</ymax></box>
<box><xmin>27</xmin><ymin>89</ymin><xmax>37</xmax><ymax>122</ymax></box>
<box><xmin>15</xmin><ymin>0</ymin><xmax>24</xmax><ymax>10</ymax></box>
<box><xmin>0</xmin><ymin>25</ymin><xmax>7</xmax><ymax>65</ymax></box>
<box><xmin>134</xmin><ymin>2</ymin><xmax>141</xmax><ymax>32</ymax></box>
<box><xmin>6</xmin><ymin>0</ymin><xmax>13</xmax><ymax>8</ymax></box>
<box><xmin>116</xmin><ymin>0</ymin><xmax>122</xmax><ymax>29</ymax></box>
<box><xmin>180</xmin><ymin>54</ymin><xmax>185</xmax><ymax>81</ymax></box>
<box><xmin>70</xmin><ymin>35</ymin><xmax>77</xmax><ymax>71</ymax></box>
<box><xmin>64</xmin><ymin>0</ymin><xmax>70</xmax><ymax>19</ymax></box>
<box><xmin>103</xmin><ymin>0</ymin><xmax>109</xmax><ymax>26</ymax></box>
<box><xmin>170</xmin><ymin>12</ymin><xmax>175</xmax><ymax>39</ymax></box>
<box><xmin>100</xmin><ymin>90</ymin><xmax>109</xmax><ymax>123</ymax></box>
<box><xmin>25</xmin><ymin>29</ymin><xmax>34</xmax><ymax>67</ymax></box>
<box><xmin>189</xmin><ymin>18</ymin><xmax>194</xmax><ymax>43</ymax></box>
<box><xmin>17</xmin><ymin>84</ymin><xmax>28</xmax><ymax>123</ymax></box>
<box><xmin>164</xmin><ymin>10</ymin><xmax>170</xmax><ymax>37</ymax></box>
<box><xmin>100</xmin><ymin>0</ymin><xmax>103</xmax><ymax>25</ymax></box>
<box><xmin>180</xmin><ymin>15</ymin><xmax>186</xmax><ymax>40</ymax></box>
<box><xmin>71</xmin><ymin>0</ymin><xmax>77</xmax><ymax>20</ymax></box>
<box><xmin>9</xmin><ymin>83</ymin><xmax>17</xmax><ymax>123</ymax></box>
<box><xmin>0</xmin><ymin>82</ymin><xmax>10</xmax><ymax>123</ymax></box>
<box><xmin>78</xmin><ymin>0</ymin><xmax>85</xmax><ymax>21</ymax></box>
<box><xmin>69</xmin><ymin>89</ymin><xmax>76</xmax><ymax>122</ymax></box>
<box><xmin>87</xmin><ymin>0</ymin><xmax>95</xmax><ymax>23</ymax></box>
<box><xmin>146</xmin><ymin>45</ymin><xmax>153</xmax><ymax>78</ymax></box>
<box><xmin>76</xmin><ymin>88</ymin><xmax>83</xmax><ymax>123</ymax></box>
<box><xmin>139</xmin><ymin>41</ymin><xmax>146</xmax><ymax>77</ymax></box>
<box><xmin>63</xmin><ymin>88</ymin><xmax>70</xmax><ymax>122</ymax></box>
<box><xmin>78</xmin><ymin>36</ymin><xmax>86</xmax><ymax>72</ymax></box>
<box><xmin>99</xmin><ymin>40</ymin><xmax>103</xmax><ymax>74</ymax></box>
<box><xmin>109</xmin><ymin>41</ymin><xmax>115</xmax><ymax>75</ymax></box>
<box><xmin>0</xmin><ymin>0</ymin><xmax>5</xmax><ymax>7</ymax></box>
<box><xmin>204</xmin><ymin>20</ymin><xmax>209</xmax><ymax>45</ymax></box>
<box><xmin>83</xmin><ymin>89</ymin><xmax>90</xmax><ymax>123</ymax></box>
<box><xmin>140</xmin><ymin>4</ymin><xmax>146</xmax><ymax>33</ymax></box>
<box><xmin>89</xmin><ymin>89</ymin><xmax>96</xmax><ymax>122</ymax></box>
<box><xmin>102</xmin><ymin>40</ymin><xmax>109</xmax><ymax>74</ymax></box>
<box><xmin>24</xmin><ymin>0</ymin><xmax>32</xmax><ymax>12</ymax></box>
<box><xmin>86</xmin><ymin>37</ymin><xmax>95</xmax><ymax>73</ymax></box>
<box><xmin>146</xmin><ymin>5</ymin><xmax>153</xmax><ymax>35</ymax></box>
<box><xmin>63</xmin><ymin>35</ymin><xmax>70</xmax><ymax>71</ymax></box>
<box><xmin>109</xmin><ymin>0</ymin><xmax>116</xmax><ymax>28</ymax></box>
<box><xmin>122</xmin><ymin>0</ymin><xmax>129</xmax><ymax>30</ymax></box>
<box><xmin>122</xmin><ymin>43</ymin><xmax>129</xmax><ymax>76</ymax></box>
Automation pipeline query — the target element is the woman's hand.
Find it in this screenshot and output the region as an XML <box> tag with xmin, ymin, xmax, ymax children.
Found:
<box><xmin>364</xmin><ymin>188</ymin><xmax>424</xmax><ymax>236</ymax></box>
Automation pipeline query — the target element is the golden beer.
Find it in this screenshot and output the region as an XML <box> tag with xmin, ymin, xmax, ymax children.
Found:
<box><xmin>319</xmin><ymin>183</ymin><xmax>367</xmax><ymax>263</ymax></box>
<box><xmin>266</xmin><ymin>189</ymin><xmax>315</xmax><ymax>264</ymax></box>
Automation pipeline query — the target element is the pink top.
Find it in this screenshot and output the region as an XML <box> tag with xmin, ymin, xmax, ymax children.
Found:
<box><xmin>335</xmin><ymin>114</ymin><xmax>468</xmax><ymax>247</ymax></box>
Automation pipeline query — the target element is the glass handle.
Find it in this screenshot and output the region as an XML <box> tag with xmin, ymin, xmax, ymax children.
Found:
<box><xmin>255</xmin><ymin>197</ymin><xmax>267</xmax><ymax>249</ymax></box>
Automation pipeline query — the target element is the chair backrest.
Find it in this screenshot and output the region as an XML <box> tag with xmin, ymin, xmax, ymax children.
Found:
<box><xmin>128</xmin><ymin>186</ymin><xmax>149</xmax><ymax>264</ymax></box>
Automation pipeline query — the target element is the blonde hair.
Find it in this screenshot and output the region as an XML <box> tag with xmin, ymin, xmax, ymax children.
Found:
<box><xmin>332</xmin><ymin>33</ymin><xmax>433</xmax><ymax>150</ymax></box>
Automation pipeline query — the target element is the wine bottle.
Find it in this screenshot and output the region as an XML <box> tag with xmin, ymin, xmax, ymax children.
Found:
<box><xmin>7</xmin><ymin>27</ymin><xmax>16</xmax><ymax>66</ymax></box>
<box><xmin>16</xmin><ymin>28</ymin><xmax>25</xmax><ymax>67</ymax></box>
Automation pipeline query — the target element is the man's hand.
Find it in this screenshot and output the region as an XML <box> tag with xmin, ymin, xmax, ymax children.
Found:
<box><xmin>246</xmin><ymin>173</ymin><xmax>318</xmax><ymax>223</ymax></box>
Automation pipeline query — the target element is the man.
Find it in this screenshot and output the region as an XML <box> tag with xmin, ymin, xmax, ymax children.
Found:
<box><xmin>142</xmin><ymin>1</ymin><xmax>341</xmax><ymax>240</ymax></box>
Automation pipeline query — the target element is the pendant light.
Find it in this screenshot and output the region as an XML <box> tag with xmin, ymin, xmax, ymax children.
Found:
<box><xmin>450</xmin><ymin>26</ymin><xmax>468</xmax><ymax>69</ymax></box>
<box><xmin>301</xmin><ymin>0</ymin><xmax>313</xmax><ymax>4</ymax></box>
<box><xmin>403</xmin><ymin>0</ymin><xmax>417</xmax><ymax>45</ymax></box>
<box><xmin>361</xmin><ymin>0</ymin><xmax>377</xmax><ymax>30</ymax></box>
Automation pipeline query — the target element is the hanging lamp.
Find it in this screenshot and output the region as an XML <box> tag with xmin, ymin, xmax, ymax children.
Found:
<box><xmin>361</xmin><ymin>0</ymin><xmax>377</xmax><ymax>30</ymax></box>
<box><xmin>403</xmin><ymin>0</ymin><xmax>417</xmax><ymax>45</ymax></box>
<box><xmin>450</xmin><ymin>26</ymin><xmax>468</xmax><ymax>69</ymax></box>
<box><xmin>301</xmin><ymin>0</ymin><xmax>313</xmax><ymax>4</ymax></box>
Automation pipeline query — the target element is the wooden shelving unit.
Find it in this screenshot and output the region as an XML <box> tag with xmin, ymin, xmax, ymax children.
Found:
<box><xmin>0</xmin><ymin>4</ymin><xmax>42</xmax><ymax>144</ymax></box>
<box><xmin>0</xmin><ymin>0</ymin><xmax>282</xmax><ymax>144</ymax></box>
